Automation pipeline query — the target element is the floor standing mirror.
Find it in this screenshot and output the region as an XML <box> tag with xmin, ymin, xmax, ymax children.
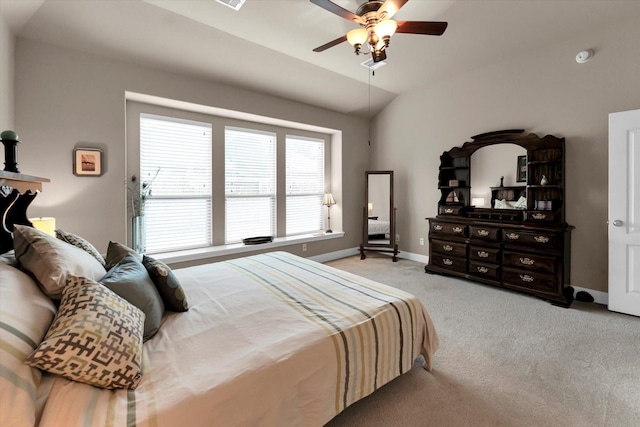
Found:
<box><xmin>360</xmin><ymin>170</ymin><xmax>398</xmax><ymax>261</ymax></box>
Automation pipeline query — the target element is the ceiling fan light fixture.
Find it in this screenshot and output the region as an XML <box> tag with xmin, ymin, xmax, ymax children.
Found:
<box><xmin>374</xmin><ymin>19</ymin><xmax>397</xmax><ymax>38</ymax></box>
<box><xmin>347</xmin><ymin>28</ymin><xmax>368</xmax><ymax>46</ymax></box>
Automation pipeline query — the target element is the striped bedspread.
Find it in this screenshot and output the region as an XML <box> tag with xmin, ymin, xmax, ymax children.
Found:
<box><xmin>36</xmin><ymin>252</ymin><xmax>438</xmax><ymax>426</ymax></box>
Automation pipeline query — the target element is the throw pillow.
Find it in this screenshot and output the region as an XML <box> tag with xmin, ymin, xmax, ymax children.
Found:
<box><xmin>143</xmin><ymin>255</ymin><xmax>189</xmax><ymax>312</ymax></box>
<box><xmin>25</xmin><ymin>275</ymin><xmax>144</xmax><ymax>390</ymax></box>
<box><xmin>0</xmin><ymin>262</ymin><xmax>57</xmax><ymax>426</ymax></box>
<box><xmin>100</xmin><ymin>254</ymin><xmax>164</xmax><ymax>341</ymax></box>
<box><xmin>55</xmin><ymin>229</ymin><xmax>106</xmax><ymax>266</ymax></box>
<box><xmin>12</xmin><ymin>224</ymin><xmax>107</xmax><ymax>299</ymax></box>
<box><xmin>105</xmin><ymin>241</ymin><xmax>142</xmax><ymax>270</ymax></box>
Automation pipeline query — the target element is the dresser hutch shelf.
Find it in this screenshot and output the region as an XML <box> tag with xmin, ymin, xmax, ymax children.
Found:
<box><xmin>425</xmin><ymin>130</ymin><xmax>574</xmax><ymax>307</ymax></box>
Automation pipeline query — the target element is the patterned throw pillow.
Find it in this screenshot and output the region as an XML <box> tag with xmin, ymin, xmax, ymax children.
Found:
<box><xmin>143</xmin><ymin>255</ymin><xmax>189</xmax><ymax>312</ymax></box>
<box><xmin>55</xmin><ymin>229</ymin><xmax>106</xmax><ymax>266</ymax></box>
<box><xmin>25</xmin><ymin>275</ymin><xmax>144</xmax><ymax>390</ymax></box>
<box><xmin>105</xmin><ymin>241</ymin><xmax>142</xmax><ymax>270</ymax></box>
<box><xmin>101</xmin><ymin>254</ymin><xmax>164</xmax><ymax>341</ymax></box>
<box><xmin>12</xmin><ymin>224</ymin><xmax>107</xmax><ymax>299</ymax></box>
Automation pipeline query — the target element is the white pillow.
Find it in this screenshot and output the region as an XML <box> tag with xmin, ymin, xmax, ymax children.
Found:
<box><xmin>0</xmin><ymin>263</ymin><xmax>57</xmax><ymax>427</ymax></box>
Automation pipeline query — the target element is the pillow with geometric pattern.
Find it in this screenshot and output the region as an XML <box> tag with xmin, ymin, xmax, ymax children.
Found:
<box><xmin>55</xmin><ymin>229</ymin><xmax>106</xmax><ymax>267</ymax></box>
<box><xmin>25</xmin><ymin>275</ymin><xmax>144</xmax><ymax>390</ymax></box>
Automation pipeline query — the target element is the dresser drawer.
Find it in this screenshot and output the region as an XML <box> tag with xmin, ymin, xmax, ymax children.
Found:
<box><xmin>502</xmin><ymin>230</ymin><xmax>558</xmax><ymax>249</ymax></box>
<box><xmin>430</xmin><ymin>255</ymin><xmax>466</xmax><ymax>274</ymax></box>
<box><xmin>439</xmin><ymin>205</ymin><xmax>464</xmax><ymax>216</ymax></box>
<box><xmin>524</xmin><ymin>210</ymin><xmax>560</xmax><ymax>223</ymax></box>
<box><xmin>431</xmin><ymin>221</ymin><xmax>467</xmax><ymax>237</ymax></box>
<box><xmin>469</xmin><ymin>245</ymin><xmax>501</xmax><ymax>263</ymax></box>
<box><xmin>503</xmin><ymin>251</ymin><xmax>556</xmax><ymax>274</ymax></box>
<box><xmin>468</xmin><ymin>261</ymin><xmax>500</xmax><ymax>280</ymax></box>
<box><xmin>469</xmin><ymin>225</ymin><xmax>500</xmax><ymax>242</ymax></box>
<box><xmin>432</xmin><ymin>239</ymin><xmax>467</xmax><ymax>257</ymax></box>
<box><xmin>502</xmin><ymin>269</ymin><xmax>556</xmax><ymax>293</ymax></box>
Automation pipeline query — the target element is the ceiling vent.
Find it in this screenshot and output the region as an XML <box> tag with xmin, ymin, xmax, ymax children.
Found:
<box><xmin>215</xmin><ymin>0</ymin><xmax>246</xmax><ymax>11</ymax></box>
<box><xmin>361</xmin><ymin>58</ymin><xmax>387</xmax><ymax>70</ymax></box>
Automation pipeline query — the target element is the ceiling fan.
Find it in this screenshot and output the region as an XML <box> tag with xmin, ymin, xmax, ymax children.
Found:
<box><xmin>310</xmin><ymin>0</ymin><xmax>447</xmax><ymax>63</ymax></box>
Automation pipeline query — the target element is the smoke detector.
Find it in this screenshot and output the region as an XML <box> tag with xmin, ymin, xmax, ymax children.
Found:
<box><xmin>215</xmin><ymin>0</ymin><xmax>246</xmax><ymax>11</ymax></box>
<box><xmin>575</xmin><ymin>50</ymin><xmax>593</xmax><ymax>64</ymax></box>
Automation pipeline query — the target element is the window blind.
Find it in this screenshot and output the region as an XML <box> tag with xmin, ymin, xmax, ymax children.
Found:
<box><xmin>286</xmin><ymin>136</ymin><xmax>325</xmax><ymax>235</ymax></box>
<box><xmin>140</xmin><ymin>113</ymin><xmax>212</xmax><ymax>253</ymax></box>
<box><xmin>225</xmin><ymin>127</ymin><xmax>276</xmax><ymax>243</ymax></box>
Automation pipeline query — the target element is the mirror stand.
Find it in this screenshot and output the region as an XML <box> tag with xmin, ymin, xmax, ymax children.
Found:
<box><xmin>359</xmin><ymin>170</ymin><xmax>399</xmax><ymax>262</ymax></box>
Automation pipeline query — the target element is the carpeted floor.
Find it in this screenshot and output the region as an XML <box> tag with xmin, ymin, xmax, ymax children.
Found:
<box><xmin>324</xmin><ymin>255</ymin><xmax>640</xmax><ymax>427</ymax></box>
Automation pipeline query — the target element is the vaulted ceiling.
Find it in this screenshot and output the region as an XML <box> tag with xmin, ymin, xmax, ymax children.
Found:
<box><xmin>2</xmin><ymin>0</ymin><xmax>639</xmax><ymax>118</ymax></box>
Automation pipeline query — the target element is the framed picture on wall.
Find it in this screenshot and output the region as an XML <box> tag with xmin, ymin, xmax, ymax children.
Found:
<box><xmin>516</xmin><ymin>155</ymin><xmax>526</xmax><ymax>182</ymax></box>
<box><xmin>73</xmin><ymin>148</ymin><xmax>103</xmax><ymax>176</ymax></box>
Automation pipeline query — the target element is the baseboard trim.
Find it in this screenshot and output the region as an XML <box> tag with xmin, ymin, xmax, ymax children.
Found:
<box><xmin>313</xmin><ymin>249</ymin><xmax>608</xmax><ymax>306</ymax></box>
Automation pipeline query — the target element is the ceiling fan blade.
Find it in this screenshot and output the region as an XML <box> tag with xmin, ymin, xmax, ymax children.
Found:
<box><xmin>396</xmin><ymin>21</ymin><xmax>448</xmax><ymax>36</ymax></box>
<box><xmin>377</xmin><ymin>0</ymin><xmax>409</xmax><ymax>20</ymax></box>
<box><xmin>313</xmin><ymin>35</ymin><xmax>348</xmax><ymax>52</ymax></box>
<box><xmin>309</xmin><ymin>0</ymin><xmax>362</xmax><ymax>24</ymax></box>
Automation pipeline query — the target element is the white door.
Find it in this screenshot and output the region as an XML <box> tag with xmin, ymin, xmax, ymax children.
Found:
<box><xmin>608</xmin><ymin>109</ymin><xmax>640</xmax><ymax>316</ymax></box>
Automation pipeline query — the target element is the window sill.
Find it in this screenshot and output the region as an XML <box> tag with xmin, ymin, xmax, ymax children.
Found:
<box><xmin>153</xmin><ymin>231</ymin><xmax>345</xmax><ymax>264</ymax></box>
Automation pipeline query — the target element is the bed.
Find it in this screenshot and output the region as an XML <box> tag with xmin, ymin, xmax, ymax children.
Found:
<box><xmin>367</xmin><ymin>218</ymin><xmax>390</xmax><ymax>240</ymax></box>
<box><xmin>1</xmin><ymin>225</ymin><xmax>438</xmax><ymax>427</ymax></box>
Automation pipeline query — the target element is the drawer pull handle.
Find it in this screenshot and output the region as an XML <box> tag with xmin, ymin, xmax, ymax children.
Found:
<box><xmin>477</xmin><ymin>229</ymin><xmax>490</xmax><ymax>237</ymax></box>
<box><xmin>478</xmin><ymin>251</ymin><xmax>489</xmax><ymax>258</ymax></box>
<box><xmin>442</xmin><ymin>258</ymin><xmax>453</xmax><ymax>265</ymax></box>
<box><xmin>434</xmin><ymin>225</ymin><xmax>443</xmax><ymax>231</ymax></box>
<box><xmin>443</xmin><ymin>244</ymin><xmax>454</xmax><ymax>252</ymax></box>
<box><xmin>532</xmin><ymin>213</ymin><xmax>546</xmax><ymax>220</ymax></box>
<box><xmin>444</xmin><ymin>208</ymin><xmax>453</xmax><ymax>214</ymax></box>
<box><xmin>477</xmin><ymin>266</ymin><xmax>489</xmax><ymax>274</ymax></box>
<box><xmin>453</xmin><ymin>226</ymin><xmax>463</xmax><ymax>233</ymax></box>
<box><xmin>506</xmin><ymin>232</ymin><xmax>520</xmax><ymax>240</ymax></box>
<box><xmin>520</xmin><ymin>257</ymin><xmax>535</xmax><ymax>266</ymax></box>
<box><xmin>519</xmin><ymin>274</ymin><xmax>534</xmax><ymax>283</ymax></box>
<box><xmin>534</xmin><ymin>236</ymin><xmax>550</xmax><ymax>243</ymax></box>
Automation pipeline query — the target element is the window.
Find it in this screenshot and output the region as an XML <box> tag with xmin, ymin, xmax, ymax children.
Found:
<box><xmin>225</xmin><ymin>127</ymin><xmax>276</xmax><ymax>243</ymax></box>
<box><xmin>140</xmin><ymin>114</ymin><xmax>212</xmax><ymax>253</ymax></box>
<box><xmin>286</xmin><ymin>136</ymin><xmax>325</xmax><ymax>235</ymax></box>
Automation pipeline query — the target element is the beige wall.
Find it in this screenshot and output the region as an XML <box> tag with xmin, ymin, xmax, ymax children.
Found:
<box><xmin>14</xmin><ymin>39</ymin><xmax>369</xmax><ymax>259</ymax></box>
<box><xmin>0</xmin><ymin>12</ymin><xmax>14</xmax><ymax>130</ymax></box>
<box><xmin>370</xmin><ymin>17</ymin><xmax>640</xmax><ymax>293</ymax></box>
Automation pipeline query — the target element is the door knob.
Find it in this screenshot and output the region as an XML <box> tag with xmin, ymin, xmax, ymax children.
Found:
<box><xmin>612</xmin><ymin>220</ymin><xmax>623</xmax><ymax>227</ymax></box>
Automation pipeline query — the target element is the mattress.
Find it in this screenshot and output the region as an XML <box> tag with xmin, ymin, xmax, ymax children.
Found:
<box><xmin>34</xmin><ymin>251</ymin><xmax>438</xmax><ymax>426</ymax></box>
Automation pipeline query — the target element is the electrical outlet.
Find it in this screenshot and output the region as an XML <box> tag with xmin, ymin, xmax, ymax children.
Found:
<box><xmin>302</xmin><ymin>243</ymin><xmax>308</xmax><ymax>252</ymax></box>
<box><xmin>419</xmin><ymin>237</ymin><xmax>425</xmax><ymax>246</ymax></box>
<box><xmin>395</xmin><ymin>234</ymin><xmax>400</xmax><ymax>242</ymax></box>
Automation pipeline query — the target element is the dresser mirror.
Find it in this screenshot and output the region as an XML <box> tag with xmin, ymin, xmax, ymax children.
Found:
<box><xmin>360</xmin><ymin>170</ymin><xmax>398</xmax><ymax>261</ymax></box>
<box><xmin>470</xmin><ymin>143</ymin><xmax>526</xmax><ymax>209</ymax></box>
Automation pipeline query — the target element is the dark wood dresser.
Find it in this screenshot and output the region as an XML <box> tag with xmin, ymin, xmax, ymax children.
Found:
<box><xmin>425</xmin><ymin>130</ymin><xmax>574</xmax><ymax>307</ymax></box>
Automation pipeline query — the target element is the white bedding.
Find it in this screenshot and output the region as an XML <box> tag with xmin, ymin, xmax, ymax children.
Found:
<box><xmin>368</xmin><ymin>219</ymin><xmax>390</xmax><ymax>236</ymax></box>
<box><xmin>29</xmin><ymin>251</ymin><xmax>438</xmax><ymax>426</ymax></box>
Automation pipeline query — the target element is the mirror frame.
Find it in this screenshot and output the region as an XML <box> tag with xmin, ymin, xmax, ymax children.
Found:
<box><xmin>360</xmin><ymin>170</ymin><xmax>398</xmax><ymax>261</ymax></box>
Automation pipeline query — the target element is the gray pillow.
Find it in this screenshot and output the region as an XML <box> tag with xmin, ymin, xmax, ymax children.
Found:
<box><xmin>12</xmin><ymin>224</ymin><xmax>106</xmax><ymax>299</ymax></box>
<box><xmin>105</xmin><ymin>241</ymin><xmax>142</xmax><ymax>270</ymax></box>
<box><xmin>142</xmin><ymin>255</ymin><xmax>189</xmax><ymax>312</ymax></box>
<box><xmin>100</xmin><ymin>254</ymin><xmax>164</xmax><ymax>341</ymax></box>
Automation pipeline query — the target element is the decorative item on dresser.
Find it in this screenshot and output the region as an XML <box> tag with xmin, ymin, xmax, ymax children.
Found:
<box><xmin>425</xmin><ymin>129</ymin><xmax>574</xmax><ymax>307</ymax></box>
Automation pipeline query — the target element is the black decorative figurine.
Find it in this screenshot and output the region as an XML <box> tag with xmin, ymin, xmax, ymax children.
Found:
<box><xmin>1</xmin><ymin>130</ymin><xmax>20</xmax><ymax>173</ymax></box>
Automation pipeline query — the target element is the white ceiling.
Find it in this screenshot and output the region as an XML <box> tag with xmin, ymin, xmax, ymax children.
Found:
<box><xmin>2</xmin><ymin>0</ymin><xmax>639</xmax><ymax>118</ymax></box>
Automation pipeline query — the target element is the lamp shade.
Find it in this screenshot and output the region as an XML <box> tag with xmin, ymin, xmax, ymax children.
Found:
<box><xmin>322</xmin><ymin>192</ymin><xmax>336</xmax><ymax>206</ymax></box>
<box><xmin>347</xmin><ymin>28</ymin><xmax>368</xmax><ymax>46</ymax></box>
<box><xmin>374</xmin><ymin>20</ymin><xmax>397</xmax><ymax>38</ymax></box>
<box><xmin>29</xmin><ymin>217</ymin><xmax>56</xmax><ymax>236</ymax></box>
